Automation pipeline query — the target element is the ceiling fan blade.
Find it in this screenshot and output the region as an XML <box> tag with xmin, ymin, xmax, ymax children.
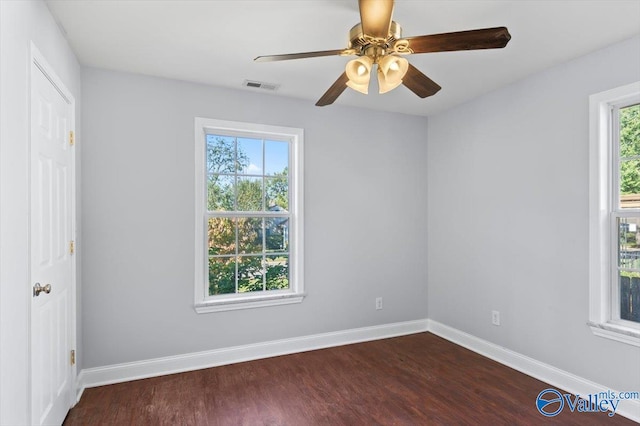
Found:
<box><xmin>359</xmin><ymin>0</ymin><xmax>394</xmax><ymax>39</ymax></box>
<box><xmin>403</xmin><ymin>27</ymin><xmax>511</xmax><ymax>54</ymax></box>
<box><xmin>254</xmin><ymin>49</ymin><xmax>351</xmax><ymax>62</ymax></box>
<box><xmin>316</xmin><ymin>72</ymin><xmax>349</xmax><ymax>107</ymax></box>
<box><xmin>402</xmin><ymin>64</ymin><xmax>441</xmax><ymax>98</ymax></box>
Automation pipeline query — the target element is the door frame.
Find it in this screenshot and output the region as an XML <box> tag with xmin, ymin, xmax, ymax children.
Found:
<box><xmin>28</xmin><ymin>41</ymin><xmax>78</xmax><ymax>422</ymax></box>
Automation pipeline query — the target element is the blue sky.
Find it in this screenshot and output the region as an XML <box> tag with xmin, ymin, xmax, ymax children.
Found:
<box><xmin>238</xmin><ymin>137</ymin><xmax>288</xmax><ymax>176</ymax></box>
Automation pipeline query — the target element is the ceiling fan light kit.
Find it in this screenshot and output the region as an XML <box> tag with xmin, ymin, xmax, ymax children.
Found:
<box><xmin>255</xmin><ymin>0</ymin><xmax>511</xmax><ymax>107</ymax></box>
<box><xmin>345</xmin><ymin>56</ymin><xmax>374</xmax><ymax>94</ymax></box>
<box><xmin>377</xmin><ymin>55</ymin><xmax>409</xmax><ymax>94</ymax></box>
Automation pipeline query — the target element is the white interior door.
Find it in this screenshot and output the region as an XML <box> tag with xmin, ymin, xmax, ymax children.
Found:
<box><xmin>30</xmin><ymin>51</ymin><xmax>75</xmax><ymax>426</ymax></box>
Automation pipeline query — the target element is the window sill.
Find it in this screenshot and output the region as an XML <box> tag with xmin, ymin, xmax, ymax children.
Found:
<box><xmin>588</xmin><ymin>321</ymin><xmax>640</xmax><ymax>347</ymax></box>
<box><xmin>195</xmin><ymin>292</ymin><xmax>305</xmax><ymax>313</ymax></box>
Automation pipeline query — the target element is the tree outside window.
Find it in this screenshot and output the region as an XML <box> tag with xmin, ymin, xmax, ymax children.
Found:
<box><xmin>206</xmin><ymin>135</ymin><xmax>290</xmax><ymax>296</ymax></box>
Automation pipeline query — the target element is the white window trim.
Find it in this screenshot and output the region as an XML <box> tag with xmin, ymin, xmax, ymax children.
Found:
<box><xmin>194</xmin><ymin>118</ymin><xmax>304</xmax><ymax>313</ymax></box>
<box><xmin>588</xmin><ymin>81</ymin><xmax>640</xmax><ymax>346</ymax></box>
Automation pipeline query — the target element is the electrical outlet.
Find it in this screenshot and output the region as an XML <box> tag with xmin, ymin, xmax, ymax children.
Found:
<box><xmin>376</xmin><ymin>297</ymin><xmax>383</xmax><ymax>310</ymax></box>
<box><xmin>492</xmin><ymin>310</ymin><xmax>501</xmax><ymax>326</ymax></box>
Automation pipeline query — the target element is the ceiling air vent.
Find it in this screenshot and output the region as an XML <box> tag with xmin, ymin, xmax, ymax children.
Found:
<box><xmin>242</xmin><ymin>80</ymin><xmax>280</xmax><ymax>91</ymax></box>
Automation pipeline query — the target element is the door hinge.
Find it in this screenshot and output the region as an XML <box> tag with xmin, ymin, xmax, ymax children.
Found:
<box><xmin>69</xmin><ymin>130</ymin><xmax>75</xmax><ymax>146</ymax></box>
<box><xmin>69</xmin><ymin>240</ymin><xmax>75</xmax><ymax>255</ymax></box>
<box><xmin>70</xmin><ymin>350</ymin><xmax>76</xmax><ymax>366</ymax></box>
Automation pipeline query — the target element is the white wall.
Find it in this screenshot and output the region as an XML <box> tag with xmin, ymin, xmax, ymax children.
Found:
<box><xmin>427</xmin><ymin>35</ymin><xmax>640</xmax><ymax>392</ymax></box>
<box><xmin>0</xmin><ymin>1</ymin><xmax>81</xmax><ymax>424</ymax></box>
<box><xmin>80</xmin><ymin>68</ymin><xmax>429</xmax><ymax>368</ymax></box>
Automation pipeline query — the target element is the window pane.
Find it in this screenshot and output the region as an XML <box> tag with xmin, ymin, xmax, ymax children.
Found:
<box><xmin>266</xmin><ymin>255</ymin><xmax>289</xmax><ymax>290</ymax></box>
<box><xmin>207</xmin><ymin>174</ymin><xmax>234</xmax><ymax>211</ymax></box>
<box><xmin>209</xmin><ymin>256</ymin><xmax>236</xmax><ymax>295</ymax></box>
<box><xmin>206</xmin><ymin>135</ymin><xmax>236</xmax><ymax>175</ymax></box>
<box><xmin>237</xmin><ymin>177</ymin><xmax>263</xmax><ymax>211</ymax></box>
<box><xmin>208</xmin><ymin>218</ymin><xmax>235</xmax><ymax>255</ymax></box>
<box><xmin>619</xmin><ymin>104</ymin><xmax>640</xmax><ymax>158</ymax></box>
<box><xmin>237</xmin><ymin>138</ymin><xmax>263</xmax><ymax>175</ymax></box>
<box><xmin>265</xmin><ymin>176</ymin><xmax>288</xmax><ymax>210</ymax></box>
<box><xmin>620</xmin><ymin>159</ymin><xmax>640</xmax><ymax>209</ymax></box>
<box><xmin>238</xmin><ymin>217</ymin><xmax>263</xmax><ymax>254</ymax></box>
<box><xmin>619</xmin><ymin>217</ymin><xmax>640</xmax><ymax>269</ymax></box>
<box><xmin>265</xmin><ymin>217</ymin><xmax>288</xmax><ymax>253</ymax></box>
<box><xmin>619</xmin><ymin>274</ymin><xmax>640</xmax><ymax>323</ymax></box>
<box><xmin>237</xmin><ymin>256</ymin><xmax>264</xmax><ymax>292</ymax></box>
<box><xmin>265</xmin><ymin>140</ymin><xmax>289</xmax><ymax>176</ymax></box>
<box><xmin>619</xmin><ymin>103</ymin><xmax>639</xmax><ymax>209</ymax></box>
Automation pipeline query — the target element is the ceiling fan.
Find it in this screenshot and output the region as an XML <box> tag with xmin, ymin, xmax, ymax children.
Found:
<box><xmin>255</xmin><ymin>0</ymin><xmax>511</xmax><ymax>106</ymax></box>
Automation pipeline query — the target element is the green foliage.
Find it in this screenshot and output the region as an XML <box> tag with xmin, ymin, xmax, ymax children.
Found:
<box><xmin>620</xmin><ymin>104</ymin><xmax>640</xmax><ymax>157</ymax></box>
<box><xmin>620</xmin><ymin>161</ymin><xmax>639</xmax><ymax>195</ymax></box>
<box><xmin>207</xmin><ymin>175</ymin><xmax>234</xmax><ymax>211</ymax></box>
<box><xmin>265</xmin><ymin>257</ymin><xmax>289</xmax><ymax>290</ymax></box>
<box><xmin>237</xmin><ymin>179</ymin><xmax>263</xmax><ymax>211</ymax></box>
<box><xmin>266</xmin><ymin>168</ymin><xmax>289</xmax><ymax>210</ymax></box>
<box><xmin>208</xmin><ymin>257</ymin><xmax>235</xmax><ymax>295</ymax></box>
<box><xmin>237</xmin><ymin>256</ymin><xmax>264</xmax><ymax>293</ymax></box>
<box><xmin>621</xmin><ymin>270</ymin><xmax>640</xmax><ymax>279</ymax></box>
<box><xmin>619</xmin><ymin>104</ymin><xmax>640</xmax><ymax>195</ymax></box>
<box><xmin>208</xmin><ymin>255</ymin><xmax>290</xmax><ymax>295</ymax></box>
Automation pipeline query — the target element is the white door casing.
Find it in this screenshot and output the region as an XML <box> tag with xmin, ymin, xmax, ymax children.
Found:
<box><xmin>30</xmin><ymin>44</ymin><xmax>76</xmax><ymax>426</ymax></box>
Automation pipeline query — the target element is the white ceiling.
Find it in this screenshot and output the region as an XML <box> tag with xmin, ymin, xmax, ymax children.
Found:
<box><xmin>46</xmin><ymin>0</ymin><xmax>640</xmax><ymax>117</ymax></box>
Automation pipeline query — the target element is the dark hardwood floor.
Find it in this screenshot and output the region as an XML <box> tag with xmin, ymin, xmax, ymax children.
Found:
<box><xmin>64</xmin><ymin>332</ymin><xmax>636</xmax><ymax>425</ymax></box>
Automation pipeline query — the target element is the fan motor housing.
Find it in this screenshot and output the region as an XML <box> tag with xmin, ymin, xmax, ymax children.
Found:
<box><xmin>348</xmin><ymin>21</ymin><xmax>402</xmax><ymax>53</ymax></box>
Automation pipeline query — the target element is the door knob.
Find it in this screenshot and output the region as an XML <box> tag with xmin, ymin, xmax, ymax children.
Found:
<box><xmin>33</xmin><ymin>283</ymin><xmax>52</xmax><ymax>297</ymax></box>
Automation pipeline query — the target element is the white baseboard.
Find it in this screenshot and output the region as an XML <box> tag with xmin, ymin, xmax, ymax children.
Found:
<box><xmin>426</xmin><ymin>319</ymin><xmax>640</xmax><ymax>423</ymax></box>
<box><xmin>78</xmin><ymin>319</ymin><xmax>429</xmax><ymax>391</ymax></box>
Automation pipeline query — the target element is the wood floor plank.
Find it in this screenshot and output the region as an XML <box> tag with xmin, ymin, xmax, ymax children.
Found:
<box><xmin>64</xmin><ymin>333</ymin><xmax>636</xmax><ymax>425</ymax></box>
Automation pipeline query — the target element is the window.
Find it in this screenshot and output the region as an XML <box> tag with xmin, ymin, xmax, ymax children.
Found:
<box><xmin>194</xmin><ymin>118</ymin><xmax>304</xmax><ymax>313</ymax></box>
<box><xmin>589</xmin><ymin>82</ymin><xmax>640</xmax><ymax>346</ymax></box>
